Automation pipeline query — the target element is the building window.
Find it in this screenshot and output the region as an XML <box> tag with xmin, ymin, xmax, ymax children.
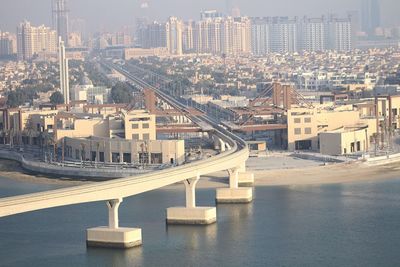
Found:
<box><xmin>75</xmin><ymin>149</ymin><xmax>80</xmax><ymax>159</ymax></box>
<box><xmin>294</xmin><ymin>128</ymin><xmax>301</xmax><ymax>135</ymax></box>
<box><xmin>99</xmin><ymin>152</ymin><xmax>105</xmax><ymax>162</ymax></box>
<box><xmin>132</xmin><ymin>134</ymin><xmax>139</xmax><ymax>140</ymax></box>
<box><xmin>139</xmin><ymin>153</ymin><xmax>149</xmax><ymax>164</ymax></box>
<box><xmin>132</xmin><ymin>124</ymin><xmax>139</xmax><ymax>129</ymax></box>
<box><xmin>112</xmin><ymin>153</ymin><xmax>120</xmax><ymax>163</ymax></box>
<box><xmin>151</xmin><ymin>153</ymin><xmax>162</xmax><ymax>164</ymax></box>
<box><xmin>123</xmin><ymin>153</ymin><xmax>131</xmax><ymax>163</ymax></box>
<box><xmin>91</xmin><ymin>151</ymin><xmax>96</xmax><ymax>162</ymax></box>
<box><xmin>305</xmin><ymin>128</ymin><xmax>312</xmax><ymax>134</ymax></box>
<box><xmin>143</xmin><ymin>133</ymin><xmax>150</xmax><ymax>140</ymax></box>
<box><xmin>142</xmin><ymin>123</ymin><xmax>150</xmax><ymax>129</ymax></box>
<box><xmin>304</xmin><ymin>118</ymin><xmax>311</xmax><ymax>123</ymax></box>
<box><xmin>294</xmin><ymin>118</ymin><xmax>301</xmax><ymax>123</ymax></box>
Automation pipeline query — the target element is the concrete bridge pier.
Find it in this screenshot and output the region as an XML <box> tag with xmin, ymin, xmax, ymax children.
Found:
<box><xmin>216</xmin><ymin>167</ymin><xmax>253</xmax><ymax>203</ymax></box>
<box><xmin>166</xmin><ymin>174</ymin><xmax>217</xmax><ymax>224</ymax></box>
<box><xmin>211</xmin><ymin>135</ymin><xmax>227</xmax><ymax>152</ymax></box>
<box><xmin>219</xmin><ymin>139</ymin><xmax>226</xmax><ymax>152</ymax></box>
<box><xmin>86</xmin><ymin>198</ymin><xmax>142</xmax><ymax>248</ymax></box>
<box><xmin>237</xmin><ymin>163</ymin><xmax>255</xmax><ymax>187</ymax></box>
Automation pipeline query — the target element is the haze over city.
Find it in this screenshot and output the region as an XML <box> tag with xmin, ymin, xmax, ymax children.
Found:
<box><xmin>0</xmin><ymin>0</ymin><xmax>399</xmax><ymax>32</ymax></box>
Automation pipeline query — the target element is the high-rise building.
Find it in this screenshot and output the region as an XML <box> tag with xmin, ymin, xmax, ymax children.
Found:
<box><xmin>137</xmin><ymin>21</ymin><xmax>167</xmax><ymax>49</ymax></box>
<box><xmin>251</xmin><ymin>18</ymin><xmax>271</xmax><ymax>55</ymax></box>
<box><xmin>0</xmin><ymin>31</ymin><xmax>16</xmax><ymax>57</ymax></box>
<box><xmin>183</xmin><ymin>21</ymin><xmax>195</xmax><ymax>53</ymax></box>
<box><xmin>17</xmin><ymin>21</ymin><xmax>57</xmax><ymax>61</ymax></box>
<box><xmin>361</xmin><ymin>0</ymin><xmax>381</xmax><ymax>36</ymax></box>
<box><xmin>301</xmin><ymin>17</ymin><xmax>328</xmax><ymax>52</ymax></box>
<box><xmin>251</xmin><ymin>16</ymin><xmax>353</xmax><ymax>55</ymax></box>
<box><xmin>329</xmin><ymin>17</ymin><xmax>353</xmax><ymax>51</ymax></box>
<box><xmin>69</xmin><ymin>18</ymin><xmax>87</xmax><ymax>43</ymax></box>
<box><xmin>52</xmin><ymin>0</ymin><xmax>69</xmax><ymax>45</ymax></box>
<box><xmin>269</xmin><ymin>17</ymin><xmax>299</xmax><ymax>53</ymax></box>
<box><xmin>111</xmin><ymin>32</ymin><xmax>132</xmax><ymax>47</ymax></box>
<box><xmin>59</xmin><ymin>37</ymin><xmax>70</xmax><ymax>105</ymax></box>
<box><xmin>166</xmin><ymin>17</ymin><xmax>183</xmax><ymax>55</ymax></box>
<box><xmin>194</xmin><ymin>19</ymin><xmax>211</xmax><ymax>53</ymax></box>
<box><xmin>200</xmin><ymin>10</ymin><xmax>223</xmax><ymax>20</ymax></box>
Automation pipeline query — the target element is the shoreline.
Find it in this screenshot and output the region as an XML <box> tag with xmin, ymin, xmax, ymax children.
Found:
<box><xmin>1</xmin><ymin>159</ymin><xmax>400</xmax><ymax>189</ymax></box>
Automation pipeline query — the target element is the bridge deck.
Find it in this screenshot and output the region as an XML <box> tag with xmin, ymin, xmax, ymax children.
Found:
<box><xmin>0</xmin><ymin>62</ymin><xmax>250</xmax><ymax>218</ymax></box>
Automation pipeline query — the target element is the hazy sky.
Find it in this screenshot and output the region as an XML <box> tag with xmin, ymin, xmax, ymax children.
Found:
<box><xmin>1</xmin><ymin>0</ymin><xmax>399</xmax><ymax>32</ymax></box>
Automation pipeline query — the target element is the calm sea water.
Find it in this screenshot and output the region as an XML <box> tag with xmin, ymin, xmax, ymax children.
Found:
<box><xmin>1</xmin><ymin>176</ymin><xmax>400</xmax><ymax>267</ymax></box>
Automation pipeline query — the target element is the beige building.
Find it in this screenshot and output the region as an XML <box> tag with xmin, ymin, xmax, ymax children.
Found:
<box><xmin>124</xmin><ymin>47</ymin><xmax>169</xmax><ymax>60</ymax></box>
<box><xmin>55</xmin><ymin>110</ymin><xmax>156</xmax><ymax>142</ymax></box>
<box><xmin>0</xmin><ymin>107</ymin><xmax>185</xmax><ymax>166</ymax></box>
<box><xmin>287</xmin><ymin>104</ymin><xmax>375</xmax><ymax>151</ymax></box>
<box><xmin>166</xmin><ymin>17</ymin><xmax>183</xmax><ymax>56</ymax></box>
<box><xmin>287</xmin><ymin>105</ymin><xmax>360</xmax><ymax>151</ymax></box>
<box><xmin>17</xmin><ymin>21</ymin><xmax>57</xmax><ymax>61</ymax></box>
<box><xmin>64</xmin><ymin>136</ymin><xmax>185</xmax><ymax>165</ymax></box>
<box><xmin>320</xmin><ymin>125</ymin><xmax>369</xmax><ymax>155</ymax></box>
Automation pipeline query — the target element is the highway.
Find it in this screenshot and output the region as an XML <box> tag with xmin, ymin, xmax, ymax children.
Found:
<box><xmin>0</xmin><ymin>62</ymin><xmax>249</xmax><ymax>218</ymax></box>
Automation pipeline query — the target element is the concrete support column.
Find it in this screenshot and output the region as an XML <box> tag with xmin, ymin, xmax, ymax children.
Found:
<box><xmin>219</xmin><ymin>139</ymin><xmax>226</xmax><ymax>152</ymax></box>
<box><xmin>213</xmin><ymin>136</ymin><xmax>220</xmax><ymax>150</ymax></box>
<box><xmin>184</xmin><ymin>175</ymin><xmax>200</xmax><ymax>208</ymax></box>
<box><xmin>228</xmin><ymin>168</ymin><xmax>239</xmax><ymax>189</ymax></box>
<box><xmin>225</xmin><ymin>142</ymin><xmax>232</xmax><ymax>151</ymax></box>
<box><xmin>216</xmin><ymin>165</ymin><xmax>253</xmax><ymax>204</ymax></box>
<box><xmin>166</xmin><ymin>173</ymin><xmax>216</xmax><ymax>225</ymax></box>
<box><xmin>107</xmin><ymin>198</ymin><xmax>122</xmax><ymax>229</ymax></box>
<box><xmin>236</xmin><ymin>162</ymin><xmax>254</xmax><ymax>187</ymax></box>
<box><xmin>86</xmin><ymin>198</ymin><xmax>142</xmax><ymax>249</ymax></box>
<box><xmin>238</xmin><ymin>162</ymin><xmax>246</xmax><ymax>173</ymax></box>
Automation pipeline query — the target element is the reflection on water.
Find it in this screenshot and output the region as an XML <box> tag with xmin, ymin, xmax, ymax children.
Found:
<box><xmin>86</xmin><ymin>246</ymin><xmax>144</xmax><ymax>267</ymax></box>
<box><xmin>1</xmin><ymin>179</ymin><xmax>400</xmax><ymax>266</ymax></box>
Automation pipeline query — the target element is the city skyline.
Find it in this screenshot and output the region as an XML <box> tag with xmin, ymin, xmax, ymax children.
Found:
<box><xmin>0</xmin><ymin>0</ymin><xmax>399</xmax><ymax>33</ymax></box>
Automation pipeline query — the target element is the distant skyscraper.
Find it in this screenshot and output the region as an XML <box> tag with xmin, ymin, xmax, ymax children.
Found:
<box><xmin>251</xmin><ymin>18</ymin><xmax>271</xmax><ymax>55</ymax></box>
<box><xmin>166</xmin><ymin>17</ymin><xmax>183</xmax><ymax>55</ymax></box>
<box><xmin>183</xmin><ymin>21</ymin><xmax>195</xmax><ymax>53</ymax></box>
<box><xmin>361</xmin><ymin>0</ymin><xmax>381</xmax><ymax>36</ymax></box>
<box><xmin>251</xmin><ymin>16</ymin><xmax>353</xmax><ymax>55</ymax></box>
<box><xmin>200</xmin><ymin>10</ymin><xmax>223</xmax><ymax>20</ymax></box>
<box><xmin>17</xmin><ymin>21</ymin><xmax>57</xmax><ymax>61</ymax></box>
<box><xmin>301</xmin><ymin>17</ymin><xmax>328</xmax><ymax>52</ymax></box>
<box><xmin>59</xmin><ymin>37</ymin><xmax>70</xmax><ymax>105</ymax></box>
<box><xmin>70</xmin><ymin>18</ymin><xmax>87</xmax><ymax>43</ymax></box>
<box><xmin>269</xmin><ymin>17</ymin><xmax>299</xmax><ymax>53</ymax></box>
<box><xmin>52</xmin><ymin>0</ymin><xmax>69</xmax><ymax>45</ymax></box>
<box><xmin>0</xmin><ymin>32</ymin><xmax>16</xmax><ymax>57</ymax></box>
<box><xmin>329</xmin><ymin>17</ymin><xmax>353</xmax><ymax>51</ymax></box>
<box><xmin>137</xmin><ymin>21</ymin><xmax>167</xmax><ymax>49</ymax></box>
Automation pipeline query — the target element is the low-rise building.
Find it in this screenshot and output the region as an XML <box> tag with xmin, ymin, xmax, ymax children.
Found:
<box><xmin>64</xmin><ymin>136</ymin><xmax>185</xmax><ymax>165</ymax></box>
<box><xmin>319</xmin><ymin>125</ymin><xmax>369</xmax><ymax>155</ymax></box>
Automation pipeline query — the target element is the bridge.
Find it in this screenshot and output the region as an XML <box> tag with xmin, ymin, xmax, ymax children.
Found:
<box><xmin>0</xmin><ymin>62</ymin><xmax>255</xmax><ymax>249</ymax></box>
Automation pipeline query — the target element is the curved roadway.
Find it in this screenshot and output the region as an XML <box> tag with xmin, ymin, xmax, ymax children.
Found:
<box><xmin>0</xmin><ymin>63</ymin><xmax>249</xmax><ymax>218</ymax></box>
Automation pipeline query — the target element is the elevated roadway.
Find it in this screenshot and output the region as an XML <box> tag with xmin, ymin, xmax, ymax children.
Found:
<box><xmin>0</xmin><ymin>61</ymin><xmax>253</xmax><ymax>248</ymax></box>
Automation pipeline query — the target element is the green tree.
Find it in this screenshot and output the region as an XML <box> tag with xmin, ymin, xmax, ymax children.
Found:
<box><xmin>111</xmin><ymin>82</ymin><xmax>133</xmax><ymax>104</ymax></box>
<box><xmin>50</xmin><ymin>91</ymin><xmax>65</xmax><ymax>105</ymax></box>
<box><xmin>7</xmin><ymin>90</ymin><xmax>26</xmax><ymax>108</ymax></box>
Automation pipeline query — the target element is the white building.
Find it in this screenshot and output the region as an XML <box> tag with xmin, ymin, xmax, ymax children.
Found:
<box><xmin>166</xmin><ymin>17</ymin><xmax>183</xmax><ymax>56</ymax></box>
<box><xmin>59</xmin><ymin>37</ymin><xmax>70</xmax><ymax>104</ymax></box>
<box><xmin>73</xmin><ymin>77</ymin><xmax>111</xmax><ymax>104</ymax></box>
<box><xmin>17</xmin><ymin>21</ymin><xmax>57</xmax><ymax>61</ymax></box>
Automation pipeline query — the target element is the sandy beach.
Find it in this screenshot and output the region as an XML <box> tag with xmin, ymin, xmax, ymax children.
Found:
<box><xmin>0</xmin><ymin>158</ymin><xmax>399</xmax><ymax>189</ymax></box>
<box><xmin>0</xmin><ymin>160</ymin><xmax>90</xmax><ymax>186</ymax></box>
